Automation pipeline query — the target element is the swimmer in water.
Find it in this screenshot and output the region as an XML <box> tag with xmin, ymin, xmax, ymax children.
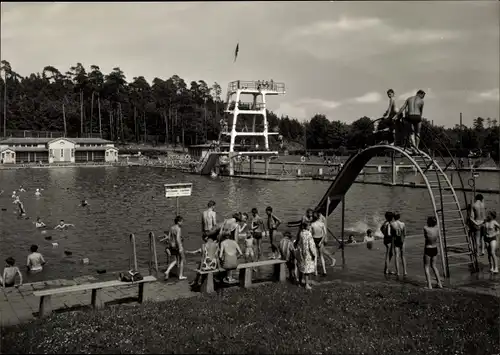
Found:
<box><xmin>14</xmin><ymin>198</ymin><xmax>26</xmax><ymax>216</ymax></box>
<box><xmin>81</xmin><ymin>199</ymin><xmax>88</xmax><ymax>207</ymax></box>
<box><xmin>423</xmin><ymin>216</ymin><xmax>443</xmax><ymax>289</ymax></box>
<box><xmin>54</xmin><ymin>220</ymin><xmax>75</xmax><ymax>230</ymax></box>
<box><xmin>11</xmin><ymin>191</ymin><xmax>17</xmax><ymax>199</ymax></box>
<box><xmin>34</xmin><ymin>188</ymin><xmax>42</xmax><ymax>197</ymax></box>
<box><xmin>35</xmin><ymin>217</ymin><xmax>46</xmax><ymax>228</ymax></box>
<box><xmin>19</xmin><ymin>186</ymin><xmax>26</xmax><ymax>192</ymax></box>
<box><xmin>27</xmin><ymin>244</ymin><xmax>46</xmax><ymax>273</ymax></box>
<box><xmin>484</xmin><ymin>211</ymin><xmax>500</xmax><ymax>273</ymax></box>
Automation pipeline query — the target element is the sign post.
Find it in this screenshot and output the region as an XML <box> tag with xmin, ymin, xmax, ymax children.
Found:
<box><xmin>164</xmin><ymin>183</ymin><xmax>193</xmax><ymax>215</ymax></box>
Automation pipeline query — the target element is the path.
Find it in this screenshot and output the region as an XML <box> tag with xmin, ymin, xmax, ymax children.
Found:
<box><xmin>2</xmin><ymin>240</ymin><xmax>499</xmax><ymax>328</ymax></box>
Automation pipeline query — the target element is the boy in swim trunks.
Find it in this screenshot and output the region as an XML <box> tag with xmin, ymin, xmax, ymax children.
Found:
<box><xmin>164</xmin><ymin>216</ymin><xmax>187</xmax><ymax>281</ymax></box>
<box><xmin>244</xmin><ymin>234</ymin><xmax>255</xmax><ymax>263</ymax></box>
<box><xmin>311</xmin><ymin>211</ymin><xmax>328</xmax><ymax>276</ymax></box>
<box><xmin>484</xmin><ymin>211</ymin><xmax>500</xmax><ymax>273</ymax></box>
<box><xmin>279</xmin><ymin>231</ymin><xmax>297</xmax><ymax>282</ymax></box>
<box><xmin>381</xmin><ymin>211</ymin><xmax>394</xmax><ymax>275</ymax></box>
<box><xmin>423</xmin><ymin>216</ymin><xmax>443</xmax><ymax>289</ymax></box>
<box><xmin>251</xmin><ymin>208</ymin><xmax>265</xmax><ymax>260</ymax></box>
<box><xmin>395</xmin><ymin>90</ymin><xmax>425</xmax><ymax>153</ymax></box>
<box><xmin>265</xmin><ymin>206</ymin><xmax>281</xmax><ymax>259</ymax></box>
<box><xmin>219</xmin><ymin>235</ymin><xmax>243</xmax><ymax>283</ymax></box>
<box><xmin>1</xmin><ymin>257</ymin><xmax>22</xmax><ymax>288</ymax></box>
<box><xmin>391</xmin><ymin>212</ymin><xmax>407</xmax><ymax>276</ymax></box>
<box><xmin>202</xmin><ymin>200</ymin><xmax>217</xmax><ymax>237</ymax></box>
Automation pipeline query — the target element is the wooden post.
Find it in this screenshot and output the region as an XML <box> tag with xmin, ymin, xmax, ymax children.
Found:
<box><xmin>325</xmin><ymin>196</ymin><xmax>330</xmax><ymax>232</ymax></box>
<box><xmin>176</xmin><ymin>197</ymin><xmax>179</xmax><ymax>216</ymax></box>
<box><xmin>391</xmin><ymin>152</ymin><xmax>396</xmax><ymax>185</ymax></box>
<box><xmin>148</xmin><ymin>232</ymin><xmax>159</xmax><ymax>277</ymax></box>
<box><xmin>341</xmin><ymin>195</ymin><xmax>345</xmax><ymax>266</ymax></box>
<box><xmin>129</xmin><ymin>233</ymin><xmax>138</xmax><ymax>271</ymax></box>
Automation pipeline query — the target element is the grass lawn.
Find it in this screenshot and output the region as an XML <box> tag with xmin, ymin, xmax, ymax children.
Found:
<box><xmin>2</xmin><ymin>281</ymin><xmax>499</xmax><ymax>354</ymax></box>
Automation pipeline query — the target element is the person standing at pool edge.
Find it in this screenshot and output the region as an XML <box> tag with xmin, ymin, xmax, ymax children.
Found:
<box><xmin>471</xmin><ymin>194</ymin><xmax>486</xmax><ymax>256</ymax></box>
<box><xmin>202</xmin><ymin>200</ymin><xmax>217</xmax><ymax>237</ymax></box>
<box><xmin>423</xmin><ymin>216</ymin><xmax>443</xmax><ymax>289</ymax></box>
<box><xmin>395</xmin><ymin>90</ymin><xmax>426</xmax><ymax>153</ymax></box>
<box><xmin>164</xmin><ymin>216</ymin><xmax>187</xmax><ymax>281</ymax></box>
<box><xmin>484</xmin><ymin>211</ymin><xmax>500</xmax><ymax>273</ymax></box>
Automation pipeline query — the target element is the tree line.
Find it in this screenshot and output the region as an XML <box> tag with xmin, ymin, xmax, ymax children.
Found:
<box><xmin>0</xmin><ymin>60</ymin><xmax>498</xmax><ymax>161</ymax></box>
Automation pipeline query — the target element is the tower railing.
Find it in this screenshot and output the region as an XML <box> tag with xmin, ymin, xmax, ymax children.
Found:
<box><xmin>227</xmin><ymin>80</ymin><xmax>286</xmax><ymax>93</ymax></box>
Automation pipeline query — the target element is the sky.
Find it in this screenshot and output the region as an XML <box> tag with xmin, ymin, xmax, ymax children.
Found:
<box><xmin>1</xmin><ymin>1</ymin><xmax>499</xmax><ymax>127</ymax></box>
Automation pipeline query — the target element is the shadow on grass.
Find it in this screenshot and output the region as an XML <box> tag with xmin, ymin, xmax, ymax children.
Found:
<box><xmin>3</xmin><ymin>281</ymin><xmax>499</xmax><ymax>354</ymax></box>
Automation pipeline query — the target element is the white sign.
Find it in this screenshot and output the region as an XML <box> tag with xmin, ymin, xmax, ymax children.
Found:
<box><xmin>164</xmin><ymin>183</ymin><xmax>193</xmax><ymax>198</ymax></box>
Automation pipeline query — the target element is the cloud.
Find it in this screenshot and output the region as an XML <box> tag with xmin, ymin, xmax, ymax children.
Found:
<box><xmin>275</xmin><ymin>98</ymin><xmax>342</xmax><ymax>120</ymax></box>
<box><xmin>282</xmin><ymin>16</ymin><xmax>462</xmax><ymax>61</ymax></box>
<box><xmin>352</xmin><ymin>92</ymin><xmax>382</xmax><ymax>104</ymax></box>
<box><xmin>398</xmin><ymin>88</ymin><xmax>436</xmax><ymax>100</ymax></box>
<box><xmin>467</xmin><ymin>88</ymin><xmax>499</xmax><ymax>103</ymax></box>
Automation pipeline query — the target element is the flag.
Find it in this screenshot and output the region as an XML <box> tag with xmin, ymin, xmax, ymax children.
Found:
<box><xmin>234</xmin><ymin>43</ymin><xmax>239</xmax><ymax>63</ymax></box>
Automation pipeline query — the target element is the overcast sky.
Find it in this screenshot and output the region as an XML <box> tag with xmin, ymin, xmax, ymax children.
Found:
<box><xmin>1</xmin><ymin>1</ymin><xmax>499</xmax><ymax>127</ymax></box>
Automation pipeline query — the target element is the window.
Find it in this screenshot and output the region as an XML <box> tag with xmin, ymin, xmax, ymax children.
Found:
<box><xmin>60</xmin><ymin>149</ymin><xmax>64</xmax><ymax>157</ymax></box>
<box><xmin>49</xmin><ymin>149</ymin><xmax>53</xmax><ymax>157</ymax></box>
<box><xmin>71</xmin><ymin>149</ymin><xmax>74</xmax><ymax>158</ymax></box>
<box><xmin>106</xmin><ymin>151</ymin><xmax>109</xmax><ymax>156</ymax></box>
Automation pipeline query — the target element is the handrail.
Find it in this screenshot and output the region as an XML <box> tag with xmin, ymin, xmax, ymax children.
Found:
<box><xmin>148</xmin><ymin>232</ymin><xmax>159</xmax><ymax>277</ymax></box>
<box><xmin>129</xmin><ymin>233</ymin><xmax>138</xmax><ymax>271</ymax></box>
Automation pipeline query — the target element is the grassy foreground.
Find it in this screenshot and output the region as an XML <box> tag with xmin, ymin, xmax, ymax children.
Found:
<box><xmin>2</xmin><ymin>281</ymin><xmax>499</xmax><ymax>354</ymax></box>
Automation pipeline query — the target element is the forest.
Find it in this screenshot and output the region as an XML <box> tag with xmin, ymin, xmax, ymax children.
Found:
<box><xmin>0</xmin><ymin>60</ymin><xmax>498</xmax><ymax>160</ymax></box>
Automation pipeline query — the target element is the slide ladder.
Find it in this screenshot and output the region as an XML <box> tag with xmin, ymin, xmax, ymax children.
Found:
<box><xmin>410</xmin><ymin>150</ymin><xmax>477</xmax><ymax>277</ymax></box>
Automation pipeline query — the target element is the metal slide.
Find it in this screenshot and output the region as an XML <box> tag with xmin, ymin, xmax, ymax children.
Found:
<box><xmin>198</xmin><ymin>153</ymin><xmax>222</xmax><ymax>175</ymax></box>
<box><xmin>288</xmin><ymin>144</ymin><xmax>477</xmax><ymax>278</ymax></box>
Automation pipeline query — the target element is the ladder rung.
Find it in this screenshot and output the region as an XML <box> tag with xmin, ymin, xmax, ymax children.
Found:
<box><xmin>447</xmin><ymin>252</ymin><xmax>473</xmax><ymax>257</ymax></box>
<box><xmin>446</xmin><ymin>242</ymin><xmax>469</xmax><ymax>248</ymax></box>
<box><xmin>448</xmin><ymin>261</ymin><xmax>473</xmax><ymax>267</ymax></box>
<box><xmin>444</xmin><ymin>234</ymin><xmax>467</xmax><ymax>238</ymax></box>
<box><xmin>442</xmin><ymin>219</ymin><xmax>463</xmax><ymax>222</ymax></box>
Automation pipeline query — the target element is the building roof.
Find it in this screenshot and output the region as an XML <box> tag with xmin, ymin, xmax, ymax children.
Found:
<box><xmin>75</xmin><ymin>146</ymin><xmax>108</xmax><ymax>151</ymax></box>
<box><xmin>0</xmin><ymin>137</ymin><xmax>113</xmax><ymax>145</ymax></box>
<box><xmin>0</xmin><ymin>147</ymin><xmax>15</xmax><ymax>153</ymax></box>
<box><xmin>8</xmin><ymin>147</ymin><xmax>48</xmax><ymax>152</ymax></box>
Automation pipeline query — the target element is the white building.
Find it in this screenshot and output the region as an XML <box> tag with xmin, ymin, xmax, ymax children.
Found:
<box><xmin>0</xmin><ymin>137</ymin><xmax>119</xmax><ymax>164</ymax></box>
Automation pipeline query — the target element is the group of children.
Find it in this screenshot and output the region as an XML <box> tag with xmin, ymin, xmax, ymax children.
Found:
<box><xmin>0</xmin><ymin>186</ymin><xmax>82</xmax><ymax>288</ymax></box>
<box><xmin>1</xmin><ymin>245</ymin><xmax>47</xmax><ymax>288</ymax></box>
<box><xmin>159</xmin><ymin>201</ymin><xmax>339</xmax><ymax>289</ymax></box>
<box><xmin>468</xmin><ymin>194</ymin><xmax>500</xmax><ymax>273</ymax></box>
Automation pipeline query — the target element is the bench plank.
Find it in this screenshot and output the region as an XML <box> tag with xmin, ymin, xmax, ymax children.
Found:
<box><xmin>196</xmin><ymin>260</ymin><xmax>286</xmax><ymax>275</ymax></box>
<box><xmin>237</xmin><ymin>259</ymin><xmax>285</xmax><ymax>269</ymax></box>
<box><xmin>33</xmin><ymin>276</ymin><xmax>157</xmax><ymax>297</ymax></box>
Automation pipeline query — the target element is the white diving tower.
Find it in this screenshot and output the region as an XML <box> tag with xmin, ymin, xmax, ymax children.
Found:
<box><xmin>222</xmin><ymin>80</ymin><xmax>286</xmax><ymax>175</ymax></box>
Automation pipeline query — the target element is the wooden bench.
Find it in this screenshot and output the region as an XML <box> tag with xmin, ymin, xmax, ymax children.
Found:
<box><xmin>33</xmin><ymin>275</ymin><xmax>157</xmax><ymax>318</ymax></box>
<box><xmin>196</xmin><ymin>259</ymin><xmax>286</xmax><ymax>294</ymax></box>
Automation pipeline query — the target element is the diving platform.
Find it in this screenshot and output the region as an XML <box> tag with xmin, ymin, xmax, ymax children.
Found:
<box><xmin>227</xmin><ymin>80</ymin><xmax>286</xmax><ymax>96</ymax></box>
<box><xmin>222</xmin><ymin>79</ymin><xmax>286</xmax><ymax>176</ymax></box>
